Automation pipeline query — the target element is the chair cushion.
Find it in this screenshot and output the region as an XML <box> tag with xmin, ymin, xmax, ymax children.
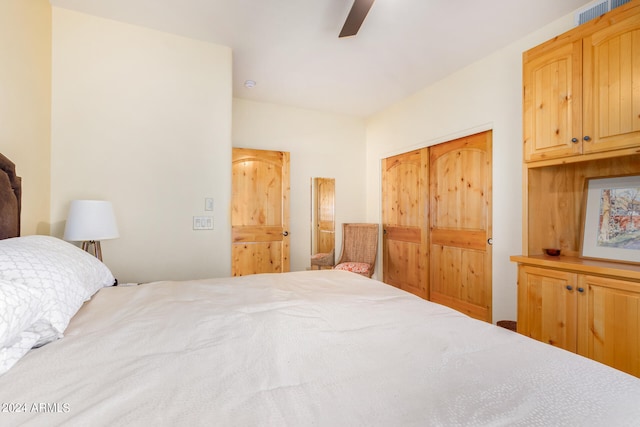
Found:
<box><xmin>310</xmin><ymin>252</ymin><xmax>328</xmax><ymax>261</ymax></box>
<box><xmin>334</xmin><ymin>262</ymin><xmax>371</xmax><ymax>276</ymax></box>
<box><xmin>311</xmin><ymin>251</ymin><xmax>334</xmax><ymax>267</ymax></box>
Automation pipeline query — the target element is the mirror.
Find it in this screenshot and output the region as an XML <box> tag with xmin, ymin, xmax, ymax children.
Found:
<box><xmin>310</xmin><ymin>177</ymin><xmax>335</xmax><ymax>266</ymax></box>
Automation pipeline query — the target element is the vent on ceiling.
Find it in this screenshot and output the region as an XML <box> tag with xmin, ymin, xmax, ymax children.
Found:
<box><xmin>574</xmin><ymin>0</ymin><xmax>631</xmax><ymax>25</ymax></box>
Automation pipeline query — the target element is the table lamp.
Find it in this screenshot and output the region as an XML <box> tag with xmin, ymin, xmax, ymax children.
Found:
<box><xmin>63</xmin><ymin>200</ymin><xmax>119</xmax><ymax>261</ymax></box>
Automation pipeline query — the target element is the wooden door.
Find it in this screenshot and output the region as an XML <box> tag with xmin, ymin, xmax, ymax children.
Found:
<box><xmin>429</xmin><ymin>131</ymin><xmax>492</xmax><ymax>322</ymax></box>
<box><xmin>231</xmin><ymin>148</ymin><xmax>290</xmax><ymax>276</ymax></box>
<box><xmin>523</xmin><ymin>40</ymin><xmax>583</xmax><ymax>162</ymax></box>
<box><xmin>381</xmin><ymin>148</ymin><xmax>429</xmax><ymax>299</ymax></box>
<box><xmin>313</xmin><ymin>178</ymin><xmax>335</xmax><ymax>254</ymax></box>
<box><xmin>578</xmin><ymin>275</ymin><xmax>640</xmax><ymax>377</ymax></box>
<box><xmin>518</xmin><ymin>266</ymin><xmax>578</xmax><ymax>352</ymax></box>
<box><xmin>583</xmin><ymin>12</ymin><xmax>640</xmax><ymax>154</ymax></box>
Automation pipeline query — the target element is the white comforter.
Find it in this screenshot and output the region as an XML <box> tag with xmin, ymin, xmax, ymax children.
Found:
<box><xmin>1</xmin><ymin>270</ymin><xmax>640</xmax><ymax>426</ymax></box>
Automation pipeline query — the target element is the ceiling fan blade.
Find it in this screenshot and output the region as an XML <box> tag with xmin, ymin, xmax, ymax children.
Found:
<box><xmin>339</xmin><ymin>0</ymin><xmax>375</xmax><ymax>38</ymax></box>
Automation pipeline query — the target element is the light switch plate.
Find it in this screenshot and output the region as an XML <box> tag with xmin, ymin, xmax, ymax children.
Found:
<box><xmin>193</xmin><ymin>216</ymin><xmax>214</xmax><ymax>230</ymax></box>
<box><xmin>205</xmin><ymin>198</ymin><xmax>214</xmax><ymax>211</ymax></box>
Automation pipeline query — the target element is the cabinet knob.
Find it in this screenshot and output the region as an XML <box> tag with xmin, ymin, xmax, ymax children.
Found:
<box><xmin>583</xmin><ymin>135</ymin><xmax>591</xmax><ymax>141</ymax></box>
<box><xmin>577</xmin><ymin>287</ymin><xmax>585</xmax><ymax>293</ymax></box>
<box><xmin>566</xmin><ymin>285</ymin><xmax>573</xmax><ymax>291</ymax></box>
<box><xmin>282</xmin><ymin>231</ymin><xmax>289</xmax><ymax>236</ymax></box>
<box><xmin>571</xmin><ymin>137</ymin><xmax>579</xmax><ymax>143</ymax></box>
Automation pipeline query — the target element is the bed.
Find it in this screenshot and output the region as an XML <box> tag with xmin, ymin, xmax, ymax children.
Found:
<box><xmin>2</xmin><ymin>155</ymin><xmax>640</xmax><ymax>426</ymax></box>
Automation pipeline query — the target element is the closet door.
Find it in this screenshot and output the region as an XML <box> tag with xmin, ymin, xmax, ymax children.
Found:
<box><xmin>429</xmin><ymin>131</ymin><xmax>492</xmax><ymax>322</ymax></box>
<box><xmin>231</xmin><ymin>148</ymin><xmax>290</xmax><ymax>276</ymax></box>
<box><xmin>381</xmin><ymin>148</ymin><xmax>429</xmax><ymax>299</ymax></box>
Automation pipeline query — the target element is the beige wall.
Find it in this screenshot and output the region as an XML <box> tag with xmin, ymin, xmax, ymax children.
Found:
<box><xmin>232</xmin><ymin>99</ymin><xmax>367</xmax><ymax>273</ymax></box>
<box><xmin>51</xmin><ymin>8</ymin><xmax>232</xmax><ymax>283</ymax></box>
<box><xmin>4</xmin><ymin>2</ymin><xmax>586</xmax><ymax>321</ymax></box>
<box><xmin>365</xmin><ymin>14</ymin><xmax>578</xmax><ymax>323</ymax></box>
<box><xmin>0</xmin><ymin>0</ymin><xmax>51</xmax><ymax>235</ymax></box>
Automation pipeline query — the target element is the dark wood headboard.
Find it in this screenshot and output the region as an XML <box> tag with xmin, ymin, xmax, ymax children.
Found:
<box><xmin>0</xmin><ymin>153</ymin><xmax>21</xmax><ymax>239</ymax></box>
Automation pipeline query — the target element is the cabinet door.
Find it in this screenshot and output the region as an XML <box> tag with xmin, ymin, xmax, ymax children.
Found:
<box><xmin>517</xmin><ymin>266</ymin><xmax>578</xmax><ymax>352</ymax></box>
<box><xmin>523</xmin><ymin>40</ymin><xmax>582</xmax><ymax>162</ymax></box>
<box><xmin>578</xmin><ymin>275</ymin><xmax>640</xmax><ymax>377</ymax></box>
<box><xmin>583</xmin><ymin>12</ymin><xmax>640</xmax><ymax>153</ymax></box>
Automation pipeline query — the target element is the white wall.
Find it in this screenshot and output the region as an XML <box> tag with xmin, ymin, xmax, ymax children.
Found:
<box><xmin>365</xmin><ymin>14</ymin><xmax>579</xmax><ymax>322</ymax></box>
<box><xmin>0</xmin><ymin>0</ymin><xmax>51</xmax><ymax>235</ymax></box>
<box><xmin>232</xmin><ymin>99</ymin><xmax>367</xmax><ymax>272</ymax></box>
<box><xmin>51</xmin><ymin>8</ymin><xmax>232</xmax><ymax>283</ymax></box>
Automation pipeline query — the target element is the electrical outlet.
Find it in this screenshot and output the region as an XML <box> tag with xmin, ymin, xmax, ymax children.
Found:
<box><xmin>193</xmin><ymin>216</ymin><xmax>214</xmax><ymax>230</ymax></box>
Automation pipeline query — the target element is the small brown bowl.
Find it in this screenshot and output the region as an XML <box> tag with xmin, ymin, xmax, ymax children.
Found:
<box><xmin>543</xmin><ymin>248</ymin><xmax>561</xmax><ymax>256</ymax></box>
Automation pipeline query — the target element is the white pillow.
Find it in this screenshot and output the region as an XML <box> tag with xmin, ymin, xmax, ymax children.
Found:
<box><xmin>0</xmin><ymin>330</ymin><xmax>40</xmax><ymax>376</ymax></box>
<box><xmin>0</xmin><ymin>280</ymin><xmax>47</xmax><ymax>375</ymax></box>
<box><xmin>0</xmin><ymin>280</ymin><xmax>45</xmax><ymax>349</ymax></box>
<box><xmin>0</xmin><ymin>235</ymin><xmax>115</xmax><ymax>344</ymax></box>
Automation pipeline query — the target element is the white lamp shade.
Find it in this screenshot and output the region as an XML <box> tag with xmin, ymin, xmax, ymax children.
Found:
<box><xmin>63</xmin><ymin>200</ymin><xmax>119</xmax><ymax>241</ymax></box>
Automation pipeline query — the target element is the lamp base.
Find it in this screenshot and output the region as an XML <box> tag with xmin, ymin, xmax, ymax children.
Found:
<box><xmin>81</xmin><ymin>240</ymin><xmax>103</xmax><ymax>261</ymax></box>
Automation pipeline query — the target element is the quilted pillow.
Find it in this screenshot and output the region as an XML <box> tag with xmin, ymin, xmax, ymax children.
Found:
<box><xmin>0</xmin><ymin>235</ymin><xmax>115</xmax><ymax>347</ymax></box>
<box><xmin>0</xmin><ymin>280</ymin><xmax>46</xmax><ymax>375</ymax></box>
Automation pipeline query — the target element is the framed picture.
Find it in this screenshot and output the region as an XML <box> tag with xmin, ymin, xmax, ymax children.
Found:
<box><xmin>581</xmin><ymin>175</ymin><xmax>640</xmax><ymax>264</ymax></box>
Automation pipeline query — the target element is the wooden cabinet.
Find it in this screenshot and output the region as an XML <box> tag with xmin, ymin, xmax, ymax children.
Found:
<box><xmin>513</xmin><ymin>260</ymin><xmax>640</xmax><ymax>377</ymax></box>
<box><xmin>579</xmin><ymin>275</ymin><xmax>640</xmax><ymax>376</ymax></box>
<box><xmin>523</xmin><ymin>39</ymin><xmax>582</xmax><ymax>161</ymax></box>
<box><xmin>583</xmin><ymin>11</ymin><xmax>640</xmax><ymax>154</ymax></box>
<box><xmin>514</xmin><ymin>1</ymin><xmax>640</xmax><ymax>377</ymax></box>
<box><xmin>517</xmin><ymin>266</ymin><xmax>578</xmax><ymax>352</ymax></box>
<box><xmin>523</xmin><ymin>1</ymin><xmax>640</xmax><ymax>162</ymax></box>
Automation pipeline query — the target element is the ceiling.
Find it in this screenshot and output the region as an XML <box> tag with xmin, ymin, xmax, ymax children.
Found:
<box><xmin>49</xmin><ymin>0</ymin><xmax>591</xmax><ymax>117</ymax></box>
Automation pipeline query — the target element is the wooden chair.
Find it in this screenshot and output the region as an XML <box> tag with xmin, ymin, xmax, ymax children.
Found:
<box><xmin>333</xmin><ymin>223</ymin><xmax>379</xmax><ymax>278</ymax></box>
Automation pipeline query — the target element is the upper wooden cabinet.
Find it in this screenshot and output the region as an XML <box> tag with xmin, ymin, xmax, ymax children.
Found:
<box><xmin>523</xmin><ymin>2</ymin><xmax>640</xmax><ymax>162</ymax></box>
<box><xmin>523</xmin><ymin>39</ymin><xmax>582</xmax><ymax>161</ymax></box>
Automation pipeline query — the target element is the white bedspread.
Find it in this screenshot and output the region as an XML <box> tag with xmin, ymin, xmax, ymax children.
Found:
<box><xmin>1</xmin><ymin>270</ymin><xmax>640</xmax><ymax>426</ymax></box>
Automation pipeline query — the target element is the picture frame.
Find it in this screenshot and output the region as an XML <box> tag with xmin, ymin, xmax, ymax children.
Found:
<box><xmin>581</xmin><ymin>175</ymin><xmax>640</xmax><ymax>264</ymax></box>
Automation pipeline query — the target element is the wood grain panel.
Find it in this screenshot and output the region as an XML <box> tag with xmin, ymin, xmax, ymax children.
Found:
<box><xmin>430</xmin><ymin>131</ymin><xmax>492</xmax><ymax>322</ymax></box>
<box><xmin>385</xmin><ymin>238</ymin><xmax>425</xmax><ymax>297</ymax></box>
<box><xmin>579</xmin><ymin>275</ymin><xmax>640</xmax><ymax>377</ymax></box>
<box><xmin>517</xmin><ymin>266</ymin><xmax>578</xmax><ymax>352</ymax></box>
<box><xmin>382</xmin><ymin>148</ymin><xmax>428</xmax><ymax>299</ymax></box>
<box><xmin>523</xmin><ymin>40</ymin><xmax>582</xmax><ymax>161</ymax></box>
<box><xmin>384</xmin><ymin>226</ymin><xmax>420</xmax><ymax>243</ymax></box>
<box><xmin>232</xmin><ymin>226</ymin><xmax>285</xmax><ymax>243</ymax></box>
<box><xmin>232</xmin><ymin>148</ymin><xmax>289</xmax><ymax>276</ymax></box>
<box><xmin>526</xmin><ymin>154</ymin><xmax>640</xmax><ymax>257</ymax></box>
<box><xmin>583</xmin><ymin>12</ymin><xmax>640</xmax><ymax>153</ymax></box>
<box><xmin>232</xmin><ymin>242</ymin><xmax>282</xmax><ymax>276</ymax></box>
<box><xmin>430</xmin><ymin>229</ymin><xmax>486</xmax><ymax>251</ymax></box>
